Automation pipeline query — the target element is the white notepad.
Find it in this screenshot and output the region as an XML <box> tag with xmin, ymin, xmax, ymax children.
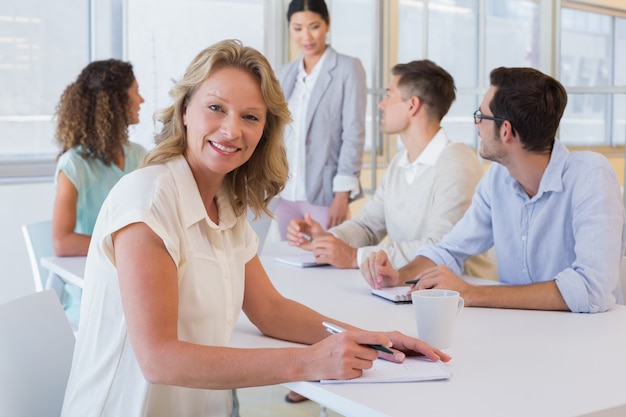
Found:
<box><xmin>371</xmin><ymin>286</ymin><xmax>413</xmax><ymax>304</ymax></box>
<box><xmin>321</xmin><ymin>357</ymin><xmax>451</xmax><ymax>384</ymax></box>
<box><xmin>275</xmin><ymin>255</ymin><xmax>329</xmax><ymax>268</ymax></box>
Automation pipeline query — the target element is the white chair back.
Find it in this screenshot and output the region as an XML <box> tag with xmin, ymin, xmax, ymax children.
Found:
<box><xmin>21</xmin><ymin>219</ymin><xmax>54</xmax><ymax>292</ymax></box>
<box><xmin>0</xmin><ymin>290</ymin><xmax>75</xmax><ymax>417</ymax></box>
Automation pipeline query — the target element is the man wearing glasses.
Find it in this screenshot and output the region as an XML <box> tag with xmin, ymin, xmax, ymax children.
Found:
<box><xmin>361</xmin><ymin>67</ymin><xmax>626</xmax><ymax>313</ymax></box>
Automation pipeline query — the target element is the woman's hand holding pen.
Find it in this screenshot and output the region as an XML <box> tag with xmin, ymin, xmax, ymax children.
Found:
<box><xmin>382</xmin><ymin>330</ymin><xmax>451</xmax><ymax>362</ymax></box>
<box><xmin>305</xmin><ymin>327</ymin><xmax>450</xmax><ymax>381</ymax></box>
<box><xmin>305</xmin><ymin>330</ymin><xmax>385</xmax><ymax>381</ymax></box>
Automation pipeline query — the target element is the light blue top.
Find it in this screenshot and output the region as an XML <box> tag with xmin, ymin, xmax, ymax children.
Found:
<box><xmin>415</xmin><ymin>140</ymin><xmax>626</xmax><ymax>313</ymax></box>
<box><xmin>54</xmin><ymin>141</ymin><xmax>146</xmax><ymax>327</ymax></box>
<box><xmin>55</xmin><ymin>141</ymin><xmax>146</xmax><ymax>235</ymax></box>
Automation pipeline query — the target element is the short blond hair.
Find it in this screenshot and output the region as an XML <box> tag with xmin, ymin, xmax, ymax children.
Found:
<box><xmin>144</xmin><ymin>39</ymin><xmax>290</xmax><ymax>218</ymax></box>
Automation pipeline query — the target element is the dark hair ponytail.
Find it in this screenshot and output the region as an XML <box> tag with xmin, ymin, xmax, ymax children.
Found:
<box><xmin>287</xmin><ymin>0</ymin><xmax>330</xmax><ymax>24</ymax></box>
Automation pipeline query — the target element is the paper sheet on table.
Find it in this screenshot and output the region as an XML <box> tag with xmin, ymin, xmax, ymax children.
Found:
<box><xmin>274</xmin><ymin>255</ymin><xmax>328</xmax><ymax>268</ymax></box>
<box><xmin>320</xmin><ymin>357</ymin><xmax>451</xmax><ymax>384</ymax></box>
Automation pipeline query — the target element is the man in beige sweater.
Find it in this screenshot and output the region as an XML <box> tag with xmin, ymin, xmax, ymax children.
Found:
<box><xmin>286</xmin><ymin>59</ymin><xmax>493</xmax><ymax>279</ymax></box>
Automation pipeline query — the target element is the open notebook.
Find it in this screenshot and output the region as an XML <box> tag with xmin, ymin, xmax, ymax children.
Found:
<box><xmin>275</xmin><ymin>254</ymin><xmax>329</xmax><ymax>268</ymax></box>
<box><xmin>371</xmin><ymin>286</ymin><xmax>413</xmax><ymax>304</ymax></box>
<box><xmin>321</xmin><ymin>357</ymin><xmax>451</xmax><ymax>384</ymax></box>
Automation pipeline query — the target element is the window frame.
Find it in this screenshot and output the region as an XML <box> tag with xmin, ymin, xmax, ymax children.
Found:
<box><xmin>1</xmin><ymin>0</ymin><xmax>625</xmax><ymax>187</ymax></box>
<box><xmin>0</xmin><ymin>0</ymin><xmax>124</xmax><ymax>183</ymax></box>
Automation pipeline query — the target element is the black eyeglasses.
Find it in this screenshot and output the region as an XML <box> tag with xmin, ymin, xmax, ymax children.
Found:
<box><xmin>473</xmin><ymin>109</ymin><xmax>506</xmax><ymax>124</ymax></box>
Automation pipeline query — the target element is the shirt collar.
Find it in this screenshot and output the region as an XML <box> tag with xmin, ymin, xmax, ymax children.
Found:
<box><xmin>537</xmin><ymin>139</ymin><xmax>567</xmax><ymax>195</ymax></box>
<box><xmin>166</xmin><ymin>155</ymin><xmax>238</xmax><ymax>230</ymax></box>
<box><xmin>296</xmin><ymin>46</ymin><xmax>329</xmax><ymax>81</ymax></box>
<box><xmin>397</xmin><ymin>128</ymin><xmax>451</xmax><ymax>169</ymax></box>
<box><xmin>504</xmin><ymin>139</ymin><xmax>567</xmax><ymax>199</ymax></box>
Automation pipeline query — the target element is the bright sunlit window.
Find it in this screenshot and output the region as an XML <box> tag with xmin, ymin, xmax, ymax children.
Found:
<box><xmin>1</xmin><ymin>0</ymin><xmax>625</xmax><ymax>184</ymax></box>
<box><xmin>0</xmin><ymin>0</ymin><xmax>89</xmax><ymax>179</ymax></box>
<box><xmin>125</xmin><ymin>0</ymin><xmax>266</xmax><ymax>151</ymax></box>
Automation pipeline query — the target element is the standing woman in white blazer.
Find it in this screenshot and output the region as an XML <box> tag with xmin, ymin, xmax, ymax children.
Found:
<box><xmin>276</xmin><ymin>0</ymin><xmax>367</xmax><ymax>240</ymax></box>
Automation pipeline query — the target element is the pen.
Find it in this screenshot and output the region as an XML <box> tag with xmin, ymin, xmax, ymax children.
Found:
<box><xmin>322</xmin><ymin>321</ymin><xmax>394</xmax><ymax>354</ymax></box>
<box><xmin>301</xmin><ymin>233</ymin><xmax>313</xmax><ymax>242</ymax></box>
<box><xmin>404</xmin><ymin>279</ymin><xmax>419</xmax><ymax>285</ymax></box>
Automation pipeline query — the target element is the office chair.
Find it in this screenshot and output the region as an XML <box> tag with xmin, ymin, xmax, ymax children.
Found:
<box><xmin>0</xmin><ymin>290</ymin><xmax>75</xmax><ymax>417</ymax></box>
<box><xmin>21</xmin><ymin>219</ymin><xmax>64</xmax><ymax>299</ymax></box>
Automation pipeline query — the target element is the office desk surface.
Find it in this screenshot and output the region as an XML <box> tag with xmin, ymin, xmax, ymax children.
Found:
<box><xmin>40</xmin><ymin>256</ymin><xmax>86</xmax><ymax>289</ymax></box>
<box><xmin>39</xmin><ymin>244</ymin><xmax>626</xmax><ymax>416</ymax></box>
<box><xmin>231</xmin><ymin>242</ymin><xmax>626</xmax><ymax>417</ymax></box>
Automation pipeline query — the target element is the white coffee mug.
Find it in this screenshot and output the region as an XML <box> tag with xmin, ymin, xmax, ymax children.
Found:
<box><xmin>411</xmin><ymin>289</ymin><xmax>464</xmax><ymax>349</ymax></box>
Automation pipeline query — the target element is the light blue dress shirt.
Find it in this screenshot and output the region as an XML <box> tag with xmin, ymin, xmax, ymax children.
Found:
<box><xmin>416</xmin><ymin>140</ymin><xmax>626</xmax><ymax>313</ymax></box>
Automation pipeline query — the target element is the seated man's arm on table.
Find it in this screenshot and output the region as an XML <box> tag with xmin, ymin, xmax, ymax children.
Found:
<box><xmin>413</xmin><ymin>264</ymin><xmax>569</xmax><ymax>311</ymax></box>
<box><xmin>412</xmin><ymin>230</ymin><xmax>570</xmax><ymax>311</ymax></box>
<box><xmin>286</xmin><ymin>213</ymin><xmax>376</xmax><ymax>268</ymax></box>
<box><xmin>365</xmin><ymin>156</ymin><xmax>625</xmax><ymax>312</ymax></box>
<box><xmin>470</xmin><ymin>157</ymin><xmax>626</xmax><ymax>313</ymax></box>
<box><xmin>287</xmin><ymin>180</ymin><xmax>389</xmax><ymax>268</ymax></box>
<box><xmin>361</xmin><ymin>171</ymin><xmax>494</xmax><ymax>288</ymax></box>
<box><xmin>405</xmin><ymin>163</ymin><xmax>564</xmax><ymax>311</ymax></box>
<box><xmin>411</xmin><ymin>159</ymin><xmax>625</xmax><ymax>313</ymax></box>
<box><xmin>332</xmin><ymin>143</ymin><xmax>484</xmax><ymax>269</ymax></box>
<box><xmin>361</xmin><ymin>249</ymin><xmax>569</xmax><ymax>311</ymax></box>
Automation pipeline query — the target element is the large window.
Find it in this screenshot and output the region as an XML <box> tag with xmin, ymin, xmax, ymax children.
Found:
<box><xmin>387</xmin><ymin>0</ymin><xmax>625</xmax><ymax>174</ymax></box>
<box><xmin>393</xmin><ymin>0</ymin><xmax>541</xmax><ymax>151</ymax></box>
<box><xmin>560</xmin><ymin>7</ymin><xmax>626</xmax><ymax>146</ymax></box>
<box><xmin>126</xmin><ymin>0</ymin><xmax>267</xmax><ymax>151</ymax></box>
<box><xmin>0</xmin><ymin>0</ymin><xmax>89</xmax><ymax>179</ymax></box>
<box><xmin>1</xmin><ymin>0</ymin><xmax>625</xmax><ymax>185</ymax></box>
<box><xmin>325</xmin><ymin>0</ymin><xmax>382</xmax><ymax>187</ymax></box>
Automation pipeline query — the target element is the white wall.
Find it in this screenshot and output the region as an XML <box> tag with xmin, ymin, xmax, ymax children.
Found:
<box><xmin>0</xmin><ymin>181</ymin><xmax>55</xmax><ymax>305</ymax></box>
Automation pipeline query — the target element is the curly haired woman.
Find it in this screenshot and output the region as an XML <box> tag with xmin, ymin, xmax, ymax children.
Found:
<box><xmin>52</xmin><ymin>59</ymin><xmax>146</xmax><ymax>326</ymax></box>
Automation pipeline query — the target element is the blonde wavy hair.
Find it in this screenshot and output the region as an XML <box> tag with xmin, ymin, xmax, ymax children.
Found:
<box><xmin>144</xmin><ymin>39</ymin><xmax>290</xmax><ymax>218</ymax></box>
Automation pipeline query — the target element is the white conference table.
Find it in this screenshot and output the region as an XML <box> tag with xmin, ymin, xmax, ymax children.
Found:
<box><xmin>234</xmin><ymin>242</ymin><xmax>626</xmax><ymax>417</ymax></box>
<box><xmin>40</xmin><ymin>256</ymin><xmax>85</xmax><ymax>289</ymax></box>
<box><xmin>41</xmin><ymin>243</ymin><xmax>626</xmax><ymax>417</ymax></box>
